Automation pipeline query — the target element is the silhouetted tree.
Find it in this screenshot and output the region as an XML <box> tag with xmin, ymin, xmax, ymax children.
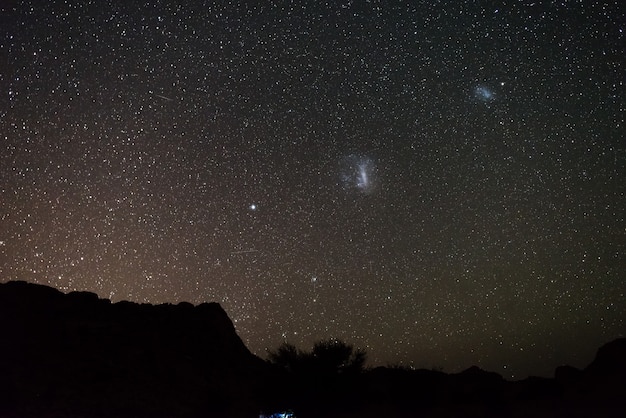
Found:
<box><xmin>266</xmin><ymin>342</ymin><xmax>306</xmax><ymax>374</ymax></box>
<box><xmin>267</xmin><ymin>339</ymin><xmax>366</xmax><ymax>376</ymax></box>
<box><xmin>311</xmin><ymin>339</ymin><xmax>367</xmax><ymax>375</ymax></box>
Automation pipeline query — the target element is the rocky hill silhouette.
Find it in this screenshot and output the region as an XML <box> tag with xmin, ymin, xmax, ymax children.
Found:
<box><xmin>0</xmin><ymin>280</ymin><xmax>624</xmax><ymax>417</ymax></box>
<box><xmin>0</xmin><ymin>281</ymin><xmax>272</xmax><ymax>417</ymax></box>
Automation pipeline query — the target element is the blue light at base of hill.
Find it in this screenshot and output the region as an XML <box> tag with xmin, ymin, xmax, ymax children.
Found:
<box><xmin>259</xmin><ymin>411</ymin><xmax>295</xmax><ymax>418</ymax></box>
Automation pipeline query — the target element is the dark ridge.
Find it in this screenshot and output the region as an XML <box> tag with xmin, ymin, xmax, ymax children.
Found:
<box><xmin>0</xmin><ymin>280</ymin><xmax>273</xmax><ymax>417</ymax></box>
<box><xmin>1</xmin><ymin>280</ymin><xmax>624</xmax><ymax>418</ymax></box>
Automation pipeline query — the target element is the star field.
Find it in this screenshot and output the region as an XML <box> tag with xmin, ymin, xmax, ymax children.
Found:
<box><xmin>1</xmin><ymin>1</ymin><xmax>625</xmax><ymax>379</ymax></box>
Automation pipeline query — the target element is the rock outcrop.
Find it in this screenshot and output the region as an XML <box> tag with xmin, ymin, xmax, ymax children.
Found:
<box><xmin>0</xmin><ymin>281</ymin><xmax>271</xmax><ymax>417</ymax></box>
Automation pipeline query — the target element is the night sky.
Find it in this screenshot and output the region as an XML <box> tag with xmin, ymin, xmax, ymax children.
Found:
<box><xmin>1</xmin><ymin>1</ymin><xmax>625</xmax><ymax>379</ymax></box>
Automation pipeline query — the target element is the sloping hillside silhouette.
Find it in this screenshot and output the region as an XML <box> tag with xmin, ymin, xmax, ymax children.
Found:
<box><xmin>0</xmin><ymin>280</ymin><xmax>274</xmax><ymax>417</ymax></box>
<box><xmin>0</xmin><ymin>280</ymin><xmax>624</xmax><ymax>418</ymax></box>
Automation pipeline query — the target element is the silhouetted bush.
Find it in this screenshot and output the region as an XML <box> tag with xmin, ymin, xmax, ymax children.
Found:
<box><xmin>267</xmin><ymin>339</ymin><xmax>366</xmax><ymax>377</ymax></box>
<box><xmin>266</xmin><ymin>338</ymin><xmax>368</xmax><ymax>409</ymax></box>
<box><xmin>267</xmin><ymin>342</ymin><xmax>305</xmax><ymax>374</ymax></box>
<box><xmin>311</xmin><ymin>338</ymin><xmax>367</xmax><ymax>375</ymax></box>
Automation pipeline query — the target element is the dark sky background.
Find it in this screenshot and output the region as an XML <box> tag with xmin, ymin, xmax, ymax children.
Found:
<box><xmin>1</xmin><ymin>1</ymin><xmax>625</xmax><ymax>379</ymax></box>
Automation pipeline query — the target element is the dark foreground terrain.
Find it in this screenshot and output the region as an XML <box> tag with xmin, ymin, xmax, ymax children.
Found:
<box><xmin>0</xmin><ymin>281</ymin><xmax>624</xmax><ymax>417</ymax></box>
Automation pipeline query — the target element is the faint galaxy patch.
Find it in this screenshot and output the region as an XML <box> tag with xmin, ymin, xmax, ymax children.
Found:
<box><xmin>340</xmin><ymin>155</ymin><xmax>377</xmax><ymax>194</ymax></box>
<box><xmin>473</xmin><ymin>85</ymin><xmax>496</xmax><ymax>103</ymax></box>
